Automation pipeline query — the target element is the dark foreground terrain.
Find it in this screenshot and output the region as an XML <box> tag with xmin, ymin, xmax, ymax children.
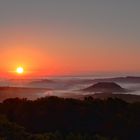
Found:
<box><xmin>0</xmin><ymin>96</ymin><xmax>139</xmax><ymax>140</ymax></box>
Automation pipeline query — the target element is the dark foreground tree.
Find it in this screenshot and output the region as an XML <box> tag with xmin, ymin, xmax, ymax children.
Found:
<box><xmin>0</xmin><ymin>96</ymin><xmax>139</xmax><ymax>140</ymax></box>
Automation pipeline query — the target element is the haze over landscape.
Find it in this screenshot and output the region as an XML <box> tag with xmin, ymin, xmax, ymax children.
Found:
<box><xmin>0</xmin><ymin>1</ymin><xmax>140</xmax><ymax>140</ymax></box>
<box><xmin>0</xmin><ymin>0</ymin><xmax>140</xmax><ymax>102</ymax></box>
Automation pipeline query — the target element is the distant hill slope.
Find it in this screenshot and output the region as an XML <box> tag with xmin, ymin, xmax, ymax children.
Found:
<box><xmin>93</xmin><ymin>76</ymin><xmax>140</xmax><ymax>83</ymax></box>
<box><xmin>82</xmin><ymin>82</ymin><xmax>126</xmax><ymax>93</ymax></box>
<box><xmin>0</xmin><ymin>87</ymin><xmax>49</xmax><ymax>101</ymax></box>
<box><xmin>84</xmin><ymin>93</ymin><xmax>140</xmax><ymax>103</ymax></box>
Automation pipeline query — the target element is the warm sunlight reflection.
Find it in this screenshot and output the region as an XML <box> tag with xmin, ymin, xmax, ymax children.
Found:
<box><xmin>16</xmin><ymin>67</ymin><xmax>24</xmax><ymax>74</ymax></box>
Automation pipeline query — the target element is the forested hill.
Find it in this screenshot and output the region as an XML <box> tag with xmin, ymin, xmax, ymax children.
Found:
<box><xmin>0</xmin><ymin>96</ymin><xmax>139</xmax><ymax>140</ymax></box>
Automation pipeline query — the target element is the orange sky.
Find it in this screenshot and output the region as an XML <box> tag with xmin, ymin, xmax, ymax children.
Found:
<box><xmin>0</xmin><ymin>28</ymin><xmax>140</xmax><ymax>78</ymax></box>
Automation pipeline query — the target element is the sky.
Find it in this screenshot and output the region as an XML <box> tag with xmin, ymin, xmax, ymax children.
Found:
<box><xmin>0</xmin><ymin>0</ymin><xmax>140</xmax><ymax>77</ymax></box>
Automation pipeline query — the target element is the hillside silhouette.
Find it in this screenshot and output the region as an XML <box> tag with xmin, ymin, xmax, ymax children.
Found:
<box><xmin>82</xmin><ymin>82</ymin><xmax>126</xmax><ymax>93</ymax></box>
<box><xmin>0</xmin><ymin>96</ymin><xmax>139</xmax><ymax>140</ymax></box>
<box><xmin>93</xmin><ymin>76</ymin><xmax>140</xmax><ymax>83</ymax></box>
<box><xmin>0</xmin><ymin>87</ymin><xmax>48</xmax><ymax>101</ymax></box>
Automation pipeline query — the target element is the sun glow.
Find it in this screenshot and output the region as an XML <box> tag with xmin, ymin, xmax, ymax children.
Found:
<box><xmin>16</xmin><ymin>67</ymin><xmax>24</xmax><ymax>74</ymax></box>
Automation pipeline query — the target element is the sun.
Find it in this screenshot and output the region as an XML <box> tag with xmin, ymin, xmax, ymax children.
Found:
<box><xmin>16</xmin><ymin>67</ymin><xmax>24</xmax><ymax>74</ymax></box>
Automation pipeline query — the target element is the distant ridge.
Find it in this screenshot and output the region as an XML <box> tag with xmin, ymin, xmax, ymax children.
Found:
<box><xmin>82</xmin><ymin>82</ymin><xmax>126</xmax><ymax>93</ymax></box>
<box><xmin>84</xmin><ymin>93</ymin><xmax>140</xmax><ymax>103</ymax></box>
<box><xmin>0</xmin><ymin>87</ymin><xmax>49</xmax><ymax>102</ymax></box>
<box><xmin>93</xmin><ymin>76</ymin><xmax>140</xmax><ymax>83</ymax></box>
